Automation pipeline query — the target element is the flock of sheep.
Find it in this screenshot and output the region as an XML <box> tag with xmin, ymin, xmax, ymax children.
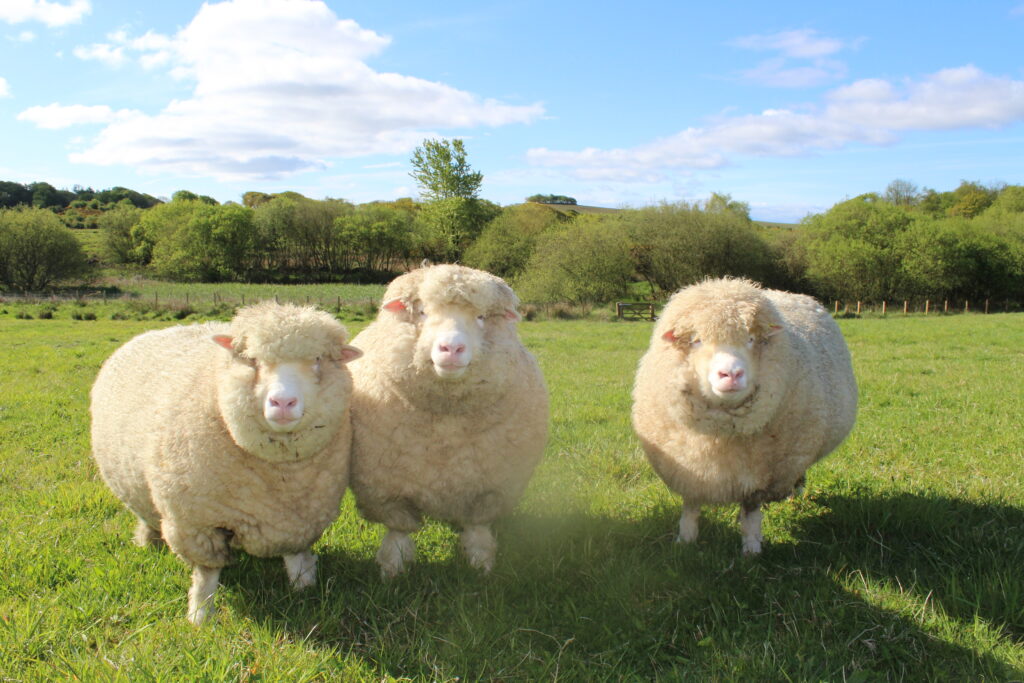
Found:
<box><xmin>89</xmin><ymin>264</ymin><xmax>857</xmax><ymax>624</ymax></box>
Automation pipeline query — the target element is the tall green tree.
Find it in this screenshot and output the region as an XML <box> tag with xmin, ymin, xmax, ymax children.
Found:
<box><xmin>409</xmin><ymin>138</ymin><xmax>483</xmax><ymax>201</ymax></box>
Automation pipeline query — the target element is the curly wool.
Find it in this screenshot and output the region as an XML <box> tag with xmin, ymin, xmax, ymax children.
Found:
<box><xmin>90</xmin><ymin>303</ymin><xmax>357</xmax><ymax>567</ymax></box>
<box><xmin>632</xmin><ymin>278</ymin><xmax>857</xmax><ymax>506</ymax></box>
<box><xmin>348</xmin><ymin>264</ymin><xmax>548</xmax><ymax>532</ymax></box>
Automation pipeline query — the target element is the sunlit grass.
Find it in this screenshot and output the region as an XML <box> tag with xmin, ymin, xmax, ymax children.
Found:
<box><xmin>0</xmin><ymin>314</ymin><xmax>1020</xmax><ymax>680</ymax></box>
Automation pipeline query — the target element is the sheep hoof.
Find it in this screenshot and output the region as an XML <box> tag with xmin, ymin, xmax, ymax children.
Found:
<box><xmin>461</xmin><ymin>526</ymin><xmax>497</xmax><ymax>573</ymax></box>
<box><xmin>741</xmin><ymin>538</ymin><xmax>763</xmax><ymax>556</ymax></box>
<box><xmin>376</xmin><ymin>530</ymin><xmax>415</xmax><ymax>579</ymax></box>
<box><xmin>283</xmin><ymin>551</ymin><xmax>317</xmax><ymax>590</ymax></box>
<box><xmin>676</xmin><ymin>505</ymin><xmax>700</xmax><ymax>544</ymax></box>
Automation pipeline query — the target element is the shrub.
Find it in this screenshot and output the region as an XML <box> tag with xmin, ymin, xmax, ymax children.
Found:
<box><xmin>516</xmin><ymin>217</ymin><xmax>633</xmax><ymax>304</ymax></box>
<box><xmin>0</xmin><ymin>207</ymin><xmax>91</xmax><ymax>291</ymax></box>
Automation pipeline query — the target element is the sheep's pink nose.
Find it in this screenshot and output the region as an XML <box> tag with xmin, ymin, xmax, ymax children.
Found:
<box><xmin>718</xmin><ymin>368</ymin><xmax>744</xmax><ymax>380</ymax></box>
<box><xmin>438</xmin><ymin>342</ymin><xmax>466</xmax><ymax>356</ymax></box>
<box><xmin>269</xmin><ymin>395</ymin><xmax>298</xmax><ymax>409</ymax></box>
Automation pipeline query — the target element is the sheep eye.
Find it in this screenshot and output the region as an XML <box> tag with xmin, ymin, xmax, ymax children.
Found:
<box><xmin>747</xmin><ymin>335</ymin><xmax>755</xmax><ymax>347</ymax></box>
<box><xmin>689</xmin><ymin>339</ymin><xmax>702</xmax><ymax>347</ymax></box>
<box><xmin>476</xmin><ymin>314</ymin><xmax>486</xmax><ymax>328</ymax></box>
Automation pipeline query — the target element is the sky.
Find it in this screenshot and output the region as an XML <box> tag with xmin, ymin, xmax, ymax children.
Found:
<box><xmin>2</xmin><ymin>1</ymin><xmax>1024</xmax><ymax>222</ymax></box>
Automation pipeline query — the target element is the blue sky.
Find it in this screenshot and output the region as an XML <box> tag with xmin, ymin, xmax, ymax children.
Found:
<box><xmin>2</xmin><ymin>0</ymin><xmax>1023</xmax><ymax>222</ymax></box>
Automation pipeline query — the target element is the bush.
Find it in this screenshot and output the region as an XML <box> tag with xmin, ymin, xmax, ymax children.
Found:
<box><xmin>516</xmin><ymin>217</ymin><xmax>633</xmax><ymax>304</ymax></box>
<box><xmin>0</xmin><ymin>207</ymin><xmax>91</xmax><ymax>291</ymax></box>
<box><xmin>464</xmin><ymin>203</ymin><xmax>564</xmax><ymax>279</ymax></box>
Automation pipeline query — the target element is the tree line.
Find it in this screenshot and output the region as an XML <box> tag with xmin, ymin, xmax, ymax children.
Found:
<box><xmin>2</xmin><ymin>142</ymin><xmax>1024</xmax><ymax>307</ymax></box>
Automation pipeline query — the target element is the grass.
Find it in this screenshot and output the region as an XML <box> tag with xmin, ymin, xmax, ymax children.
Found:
<box><xmin>0</xmin><ymin>312</ymin><xmax>1021</xmax><ymax>680</ymax></box>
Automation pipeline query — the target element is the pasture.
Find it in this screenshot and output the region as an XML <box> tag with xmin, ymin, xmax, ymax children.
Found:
<box><xmin>0</xmin><ymin>311</ymin><xmax>1021</xmax><ymax>680</ymax></box>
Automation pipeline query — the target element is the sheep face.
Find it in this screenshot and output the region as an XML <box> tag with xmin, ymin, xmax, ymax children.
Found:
<box><xmin>212</xmin><ymin>333</ymin><xmax>362</xmax><ymax>459</ymax></box>
<box><xmin>382</xmin><ymin>298</ymin><xmax>518</xmax><ymax>381</ymax></box>
<box><xmin>660</xmin><ymin>299</ymin><xmax>782</xmax><ymax>410</ymax></box>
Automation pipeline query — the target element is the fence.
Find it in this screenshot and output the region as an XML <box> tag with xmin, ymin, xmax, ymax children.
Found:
<box><xmin>828</xmin><ymin>298</ymin><xmax>1024</xmax><ymax>316</ymax></box>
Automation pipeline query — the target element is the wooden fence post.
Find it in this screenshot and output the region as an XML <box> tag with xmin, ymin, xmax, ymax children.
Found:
<box><xmin>856</xmin><ymin>301</ymin><xmax>862</xmax><ymax>315</ymax></box>
<box><xmin>944</xmin><ymin>300</ymin><xmax>949</xmax><ymax>313</ymax></box>
<box><xmin>965</xmin><ymin>300</ymin><xmax>969</xmax><ymax>313</ymax></box>
<box><xmin>903</xmin><ymin>300</ymin><xmax>908</xmax><ymax>315</ymax></box>
<box><xmin>882</xmin><ymin>301</ymin><xmax>887</xmax><ymax>316</ymax></box>
<box><xmin>985</xmin><ymin>299</ymin><xmax>990</xmax><ymax>314</ymax></box>
<box><xmin>925</xmin><ymin>300</ymin><xmax>929</xmax><ymax>315</ymax></box>
<box><xmin>834</xmin><ymin>301</ymin><xmax>839</xmax><ymax>314</ymax></box>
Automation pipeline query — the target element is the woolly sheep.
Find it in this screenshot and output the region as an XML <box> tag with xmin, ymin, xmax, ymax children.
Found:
<box><xmin>348</xmin><ymin>264</ymin><xmax>548</xmax><ymax>578</ymax></box>
<box><xmin>90</xmin><ymin>302</ymin><xmax>362</xmax><ymax>624</ymax></box>
<box><xmin>632</xmin><ymin>278</ymin><xmax>857</xmax><ymax>555</ymax></box>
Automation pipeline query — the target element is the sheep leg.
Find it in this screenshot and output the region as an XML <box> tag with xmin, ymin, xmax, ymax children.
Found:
<box><xmin>376</xmin><ymin>530</ymin><xmax>416</xmax><ymax>579</ymax></box>
<box><xmin>460</xmin><ymin>524</ymin><xmax>497</xmax><ymax>573</ymax></box>
<box><xmin>738</xmin><ymin>502</ymin><xmax>763</xmax><ymax>555</ymax></box>
<box><xmin>676</xmin><ymin>502</ymin><xmax>701</xmax><ymax>544</ymax></box>
<box><xmin>283</xmin><ymin>550</ymin><xmax>317</xmax><ymax>590</ymax></box>
<box><xmin>133</xmin><ymin>518</ymin><xmax>163</xmax><ymax>547</ymax></box>
<box><xmin>187</xmin><ymin>565</ymin><xmax>221</xmax><ymax>626</ymax></box>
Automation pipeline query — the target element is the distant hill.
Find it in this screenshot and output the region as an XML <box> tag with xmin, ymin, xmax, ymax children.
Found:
<box><xmin>531</xmin><ymin>202</ymin><xmax>624</xmax><ymax>215</ymax></box>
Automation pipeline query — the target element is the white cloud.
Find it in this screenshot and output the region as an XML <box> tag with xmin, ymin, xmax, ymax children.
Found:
<box><xmin>528</xmin><ymin>65</ymin><xmax>1024</xmax><ymax>179</ymax></box>
<box><xmin>731</xmin><ymin>29</ymin><xmax>846</xmax><ymax>59</ymax></box>
<box><xmin>0</xmin><ymin>0</ymin><xmax>90</xmax><ymax>27</ymax></box>
<box><xmin>73</xmin><ymin>42</ymin><xmax>126</xmax><ymax>67</ymax></box>
<box><xmin>8</xmin><ymin>30</ymin><xmax>36</xmax><ymax>42</ymax></box>
<box><xmin>731</xmin><ymin>29</ymin><xmax>859</xmax><ymax>89</ymax></box>
<box><xmin>17</xmin><ymin>103</ymin><xmax>141</xmax><ymax>128</ymax></box>
<box><xmin>47</xmin><ymin>0</ymin><xmax>542</xmax><ymax>181</ymax></box>
<box><xmin>0</xmin><ymin>77</ymin><xmax>10</xmax><ymax>97</ymax></box>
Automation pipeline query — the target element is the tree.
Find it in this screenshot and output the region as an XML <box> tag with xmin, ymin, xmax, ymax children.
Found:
<box><xmin>98</xmin><ymin>204</ymin><xmax>143</xmax><ymax>264</ymax></box>
<box><xmin>0</xmin><ymin>207</ymin><xmax>90</xmax><ymax>291</ymax></box>
<box><xmin>413</xmin><ymin>197</ymin><xmax>498</xmax><ymax>262</ymax></box>
<box><xmin>516</xmin><ymin>217</ymin><xmax>633</xmax><ymax>304</ymax></box>
<box><xmin>703</xmin><ymin>192</ymin><xmax>751</xmax><ymax>220</ymax></box>
<box><xmin>883</xmin><ymin>179</ymin><xmax>920</xmax><ymax>207</ymax></box>
<box><xmin>409</xmin><ymin>138</ymin><xmax>483</xmax><ymax>201</ymax></box>
<box><xmin>526</xmin><ymin>194</ymin><xmax>577</xmax><ymax>205</ymax></box>
<box><xmin>464</xmin><ymin>203</ymin><xmax>565</xmax><ymax>278</ymax></box>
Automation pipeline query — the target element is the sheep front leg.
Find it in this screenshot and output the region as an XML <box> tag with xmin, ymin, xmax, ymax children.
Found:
<box><xmin>283</xmin><ymin>550</ymin><xmax>317</xmax><ymax>590</ymax></box>
<box><xmin>460</xmin><ymin>524</ymin><xmax>497</xmax><ymax>573</ymax></box>
<box><xmin>676</xmin><ymin>502</ymin><xmax>701</xmax><ymax>544</ymax></box>
<box><xmin>738</xmin><ymin>502</ymin><xmax>763</xmax><ymax>555</ymax></box>
<box><xmin>187</xmin><ymin>565</ymin><xmax>221</xmax><ymax>625</ymax></box>
<box><xmin>376</xmin><ymin>530</ymin><xmax>416</xmax><ymax>579</ymax></box>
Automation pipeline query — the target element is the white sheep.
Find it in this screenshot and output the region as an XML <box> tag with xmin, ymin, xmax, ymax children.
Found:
<box><xmin>90</xmin><ymin>302</ymin><xmax>362</xmax><ymax>624</ymax></box>
<box><xmin>348</xmin><ymin>264</ymin><xmax>548</xmax><ymax>578</ymax></box>
<box><xmin>632</xmin><ymin>278</ymin><xmax>857</xmax><ymax>555</ymax></box>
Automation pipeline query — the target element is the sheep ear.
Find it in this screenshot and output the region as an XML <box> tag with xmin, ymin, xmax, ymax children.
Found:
<box><xmin>662</xmin><ymin>329</ymin><xmax>678</xmax><ymax>342</ymax></box>
<box><xmin>504</xmin><ymin>309</ymin><xmax>521</xmax><ymax>322</ymax></box>
<box><xmin>382</xmin><ymin>299</ymin><xmax>407</xmax><ymax>313</ymax></box>
<box><xmin>212</xmin><ymin>334</ymin><xmax>235</xmax><ymax>352</ymax></box>
<box><xmin>336</xmin><ymin>344</ymin><xmax>363</xmax><ymax>363</ymax></box>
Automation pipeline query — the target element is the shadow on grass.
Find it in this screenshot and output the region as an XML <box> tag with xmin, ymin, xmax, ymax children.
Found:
<box><xmin>219</xmin><ymin>492</ymin><xmax>1023</xmax><ymax>680</ymax></box>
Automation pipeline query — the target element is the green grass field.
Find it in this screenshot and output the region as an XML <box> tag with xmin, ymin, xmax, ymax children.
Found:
<box><xmin>0</xmin><ymin>312</ymin><xmax>1021</xmax><ymax>680</ymax></box>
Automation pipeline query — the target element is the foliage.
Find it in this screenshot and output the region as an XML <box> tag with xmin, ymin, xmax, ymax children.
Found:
<box><xmin>409</xmin><ymin>138</ymin><xmax>483</xmax><ymax>201</ymax></box>
<box><xmin>626</xmin><ymin>202</ymin><xmax>777</xmax><ymax>296</ymax></box>
<box><xmin>335</xmin><ymin>203</ymin><xmax>416</xmax><ymax>274</ymax></box>
<box><xmin>526</xmin><ymin>193</ymin><xmax>577</xmax><ymax>205</ymax></box>
<box><xmin>799</xmin><ymin>195</ymin><xmax>912</xmax><ymax>301</ymax></box>
<box><xmin>463</xmin><ymin>202</ymin><xmax>564</xmax><ymax>278</ymax></box>
<box><xmin>0</xmin><ymin>207</ymin><xmax>91</xmax><ymax>291</ymax></box>
<box><xmin>413</xmin><ymin>197</ymin><xmax>499</xmax><ymax>263</ymax></box>
<box><xmin>98</xmin><ymin>204</ymin><xmax>144</xmax><ymax>264</ymax></box>
<box><xmin>516</xmin><ymin>216</ymin><xmax>634</xmax><ymax>304</ymax></box>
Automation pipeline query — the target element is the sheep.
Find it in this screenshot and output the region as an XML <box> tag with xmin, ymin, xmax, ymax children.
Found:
<box><xmin>348</xmin><ymin>264</ymin><xmax>548</xmax><ymax>578</ymax></box>
<box><xmin>90</xmin><ymin>302</ymin><xmax>362</xmax><ymax>624</ymax></box>
<box><xmin>631</xmin><ymin>277</ymin><xmax>857</xmax><ymax>555</ymax></box>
